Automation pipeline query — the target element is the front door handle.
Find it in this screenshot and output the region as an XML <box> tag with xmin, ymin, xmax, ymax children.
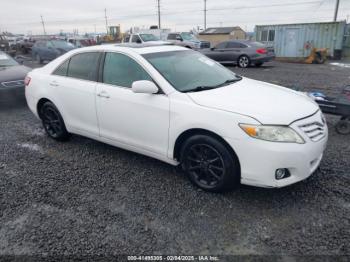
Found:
<box><xmin>97</xmin><ymin>91</ymin><xmax>110</xmax><ymax>98</ymax></box>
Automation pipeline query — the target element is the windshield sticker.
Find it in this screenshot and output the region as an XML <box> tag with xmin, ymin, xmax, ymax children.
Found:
<box><xmin>198</xmin><ymin>57</ymin><xmax>215</xmax><ymax>66</ymax></box>
<box><xmin>0</xmin><ymin>54</ymin><xmax>8</xmax><ymax>60</ymax></box>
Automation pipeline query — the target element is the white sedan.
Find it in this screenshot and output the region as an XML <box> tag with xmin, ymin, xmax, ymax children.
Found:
<box><xmin>25</xmin><ymin>44</ymin><xmax>328</xmax><ymax>192</ymax></box>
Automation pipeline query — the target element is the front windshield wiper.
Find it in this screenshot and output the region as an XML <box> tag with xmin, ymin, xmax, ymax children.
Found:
<box><xmin>215</xmin><ymin>77</ymin><xmax>243</xmax><ymax>87</ymax></box>
<box><xmin>183</xmin><ymin>76</ymin><xmax>243</xmax><ymax>93</ymax></box>
<box><xmin>183</xmin><ymin>85</ymin><xmax>219</xmax><ymax>93</ymax></box>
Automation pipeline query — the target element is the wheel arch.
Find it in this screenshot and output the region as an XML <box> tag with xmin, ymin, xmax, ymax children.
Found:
<box><xmin>173</xmin><ymin>128</ymin><xmax>241</xmax><ymax>171</ymax></box>
<box><xmin>37</xmin><ymin>98</ymin><xmax>52</xmax><ymax>119</ymax></box>
<box><xmin>238</xmin><ymin>54</ymin><xmax>249</xmax><ymax>60</ymax></box>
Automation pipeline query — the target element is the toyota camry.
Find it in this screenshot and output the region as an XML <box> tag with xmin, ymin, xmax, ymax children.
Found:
<box><xmin>25</xmin><ymin>45</ymin><xmax>328</xmax><ymax>192</ymax></box>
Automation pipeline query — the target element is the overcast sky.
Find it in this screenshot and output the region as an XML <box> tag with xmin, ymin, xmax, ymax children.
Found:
<box><xmin>0</xmin><ymin>0</ymin><xmax>349</xmax><ymax>35</ymax></box>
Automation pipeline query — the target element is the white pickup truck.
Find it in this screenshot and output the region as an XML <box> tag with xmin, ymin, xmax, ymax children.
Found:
<box><xmin>123</xmin><ymin>33</ymin><xmax>172</xmax><ymax>46</ymax></box>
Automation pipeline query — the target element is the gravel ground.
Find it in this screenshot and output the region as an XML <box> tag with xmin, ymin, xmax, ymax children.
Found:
<box><xmin>0</xmin><ymin>60</ymin><xmax>349</xmax><ymax>258</ymax></box>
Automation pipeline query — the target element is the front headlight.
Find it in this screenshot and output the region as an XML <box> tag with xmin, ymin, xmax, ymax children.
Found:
<box><xmin>239</xmin><ymin>124</ymin><xmax>305</xmax><ymax>144</ymax></box>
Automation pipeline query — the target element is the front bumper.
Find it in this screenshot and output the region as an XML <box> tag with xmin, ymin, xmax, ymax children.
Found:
<box><xmin>225</xmin><ymin>112</ymin><xmax>328</xmax><ymax>188</ymax></box>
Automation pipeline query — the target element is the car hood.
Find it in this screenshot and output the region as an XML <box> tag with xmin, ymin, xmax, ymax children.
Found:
<box><xmin>186</xmin><ymin>77</ymin><xmax>319</xmax><ymax>125</ymax></box>
<box><xmin>0</xmin><ymin>65</ymin><xmax>32</xmax><ymax>82</ymax></box>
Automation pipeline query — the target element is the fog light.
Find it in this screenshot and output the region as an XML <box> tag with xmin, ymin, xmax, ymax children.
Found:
<box><xmin>275</xmin><ymin>168</ymin><xmax>290</xmax><ymax>180</ymax></box>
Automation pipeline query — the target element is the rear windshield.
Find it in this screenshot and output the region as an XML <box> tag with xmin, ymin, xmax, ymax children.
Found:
<box><xmin>140</xmin><ymin>34</ymin><xmax>159</xmax><ymax>42</ymax></box>
<box><xmin>51</xmin><ymin>40</ymin><xmax>74</xmax><ymax>48</ymax></box>
<box><xmin>249</xmin><ymin>41</ymin><xmax>266</xmax><ymax>47</ymax></box>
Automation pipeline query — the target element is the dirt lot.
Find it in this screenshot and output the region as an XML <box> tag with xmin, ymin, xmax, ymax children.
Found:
<box><xmin>0</xmin><ymin>60</ymin><xmax>349</xmax><ymax>258</ymax></box>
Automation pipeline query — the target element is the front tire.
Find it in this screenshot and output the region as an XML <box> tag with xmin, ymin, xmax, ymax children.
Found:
<box><xmin>36</xmin><ymin>54</ymin><xmax>43</xmax><ymax>64</ymax></box>
<box><xmin>335</xmin><ymin>117</ymin><xmax>350</xmax><ymax>135</ymax></box>
<box><xmin>180</xmin><ymin>135</ymin><xmax>240</xmax><ymax>192</ymax></box>
<box><xmin>40</xmin><ymin>101</ymin><xmax>70</xmax><ymax>141</ymax></box>
<box><xmin>238</xmin><ymin>55</ymin><xmax>250</xmax><ymax>68</ymax></box>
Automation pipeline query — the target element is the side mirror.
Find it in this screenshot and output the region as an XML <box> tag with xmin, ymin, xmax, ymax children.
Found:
<box><xmin>176</xmin><ymin>37</ymin><xmax>182</xmax><ymax>41</ymax></box>
<box><xmin>132</xmin><ymin>80</ymin><xmax>159</xmax><ymax>94</ymax></box>
<box><xmin>210</xmin><ymin>47</ymin><xmax>215</xmax><ymax>50</ymax></box>
<box><xmin>136</xmin><ymin>39</ymin><xmax>142</xmax><ymax>44</ymax></box>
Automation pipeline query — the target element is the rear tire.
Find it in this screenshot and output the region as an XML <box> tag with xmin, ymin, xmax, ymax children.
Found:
<box><xmin>180</xmin><ymin>135</ymin><xmax>240</xmax><ymax>192</ymax></box>
<box><xmin>40</xmin><ymin>101</ymin><xmax>70</xmax><ymax>141</ymax></box>
<box><xmin>238</xmin><ymin>55</ymin><xmax>250</xmax><ymax>68</ymax></box>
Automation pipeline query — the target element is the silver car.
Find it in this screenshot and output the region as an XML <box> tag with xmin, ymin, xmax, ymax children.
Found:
<box><xmin>200</xmin><ymin>40</ymin><xmax>275</xmax><ymax>68</ymax></box>
<box><xmin>167</xmin><ymin>32</ymin><xmax>210</xmax><ymax>50</ymax></box>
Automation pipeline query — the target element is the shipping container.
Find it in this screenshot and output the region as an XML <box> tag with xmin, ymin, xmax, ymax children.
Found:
<box><xmin>255</xmin><ymin>21</ymin><xmax>346</xmax><ymax>59</ymax></box>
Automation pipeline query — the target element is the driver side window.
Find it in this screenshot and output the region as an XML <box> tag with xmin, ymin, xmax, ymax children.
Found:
<box><xmin>103</xmin><ymin>52</ymin><xmax>152</xmax><ymax>88</ymax></box>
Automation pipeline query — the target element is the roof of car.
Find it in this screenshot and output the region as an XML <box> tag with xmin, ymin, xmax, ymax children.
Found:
<box><xmin>76</xmin><ymin>44</ymin><xmax>187</xmax><ymax>55</ymax></box>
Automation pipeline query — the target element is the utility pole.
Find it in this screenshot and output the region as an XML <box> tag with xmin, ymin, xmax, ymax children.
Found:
<box><xmin>157</xmin><ymin>0</ymin><xmax>161</xmax><ymax>29</ymax></box>
<box><xmin>204</xmin><ymin>0</ymin><xmax>207</xmax><ymax>30</ymax></box>
<box><xmin>40</xmin><ymin>15</ymin><xmax>47</xmax><ymax>35</ymax></box>
<box><xmin>333</xmin><ymin>0</ymin><xmax>340</xmax><ymax>22</ymax></box>
<box><xmin>104</xmin><ymin>8</ymin><xmax>108</xmax><ymax>34</ymax></box>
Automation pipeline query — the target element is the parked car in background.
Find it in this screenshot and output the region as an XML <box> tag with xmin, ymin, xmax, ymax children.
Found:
<box><xmin>167</xmin><ymin>32</ymin><xmax>210</xmax><ymax>49</ymax></box>
<box><xmin>68</xmin><ymin>38</ymin><xmax>96</xmax><ymax>48</ymax></box>
<box><xmin>0</xmin><ymin>35</ymin><xmax>10</xmax><ymax>52</ymax></box>
<box><xmin>17</xmin><ymin>37</ymin><xmax>36</xmax><ymax>54</ymax></box>
<box><xmin>200</xmin><ymin>40</ymin><xmax>275</xmax><ymax>68</ymax></box>
<box><xmin>0</xmin><ymin>51</ymin><xmax>31</xmax><ymax>103</ymax></box>
<box><xmin>123</xmin><ymin>33</ymin><xmax>172</xmax><ymax>45</ymax></box>
<box><xmin>25</xmin><ymin>45</ymin><xmax>327</xmax><ymax>192</ymax></box>
<box><xmin>32</xmin><ymin>40</ymin><xmax>75</xmax><ymax>64</ymax></box>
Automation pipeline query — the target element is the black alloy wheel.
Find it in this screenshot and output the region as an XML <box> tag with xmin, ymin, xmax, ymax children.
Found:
<box><xmin>181</xmin><ymin>135</ymin><xmax>240</xmax><ymax>192</ymax></box>
<box><xmin>40</xmin><ymin>102</ymin><xmax>70</xmax><ymax>141</ymax></box>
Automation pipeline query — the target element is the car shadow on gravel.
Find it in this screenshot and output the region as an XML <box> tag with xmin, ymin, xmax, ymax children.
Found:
<box><xmin>0</xmin><ymin>99</ymin><xmax>27</xmax><ymax>110</ymax></box>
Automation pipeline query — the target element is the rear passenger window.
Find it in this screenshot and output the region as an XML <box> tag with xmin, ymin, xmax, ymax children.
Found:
<box><xmin>131</xmin><ymin>35</ymin><xmax>141</xmax><ymax>43</ymax></box>
<box><xmin>53</xmin><ymin>59</ymin><xmax>69</xmax><ymax>76</ymax></box>
<box><xmin>215</xmin><ymin>42</ymin><xmax>227</xmax><ymax>49</ymax></box>
<box><xmin>227</xmin><ymin>42</ymin><xmax>241</xmax><ymax>48</ymax></box>
<box><xmin>167</xmin><ymin>34</ymin><xmax>176</xmax><ymax>40</ymax></box>
<box><xmin>103</xmin><ymin>52</ymin><xmax>152</xmax><ymax>88</ymax></box>
<box><xmin>67</xmin><ymin>52</ymin><xmax>100</xmax><ymax>81</ymax></box>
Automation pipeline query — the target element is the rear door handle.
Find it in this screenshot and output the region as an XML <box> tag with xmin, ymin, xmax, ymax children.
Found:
<box><xmin>97</xmin><ymin>91</ymin><xmax>110</xmax><ymax>98</ymax></box>
<box><xmin>49</xmin><ymin>81</ymin><xmax>59</xmax><ymax>87</ymax></box>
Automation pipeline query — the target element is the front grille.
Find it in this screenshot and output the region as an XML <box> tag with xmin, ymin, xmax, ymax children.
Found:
<box><xmin>1</xmin><ymin>80</ymin><xmax>25</xmax><ymax>88</ymax></box>
<box><xmin>200</xmin><ymin>42</ymin><xmax>210</xmax><ymax>48</ymax></box>
<box><xmin>299</xmin><ymin>121</ymin><xmax>326</xmax><ymax>142</ymax></box>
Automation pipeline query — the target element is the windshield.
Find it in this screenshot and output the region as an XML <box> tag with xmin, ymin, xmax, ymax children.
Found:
<box><xmin>249</xmin><ymin>41</ymin><xmax>266</xmax><ymax>47</ymax></box>
<box><xmin>139</xmin><ymin>34</ymin><xmax>159</xmax><ymax>42</ymax></box>
<box><xmin>0</xmin><ymin>53</ymin><xmax>18</xmax><ymax>67</ymax></box>
<box><xmin>51</xmin><ymin>40</ymin><xmax>74</xmax><ymax>48</ymax></box>
<box><xmin>180</xmin><ymin>33</ymin><xmax>197</xmax><ymax>41</ymax></box>
<box><xmin>143</xmin><ymin>50</ymin><xmax>241</xmax><ymax>92</ymax></box>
